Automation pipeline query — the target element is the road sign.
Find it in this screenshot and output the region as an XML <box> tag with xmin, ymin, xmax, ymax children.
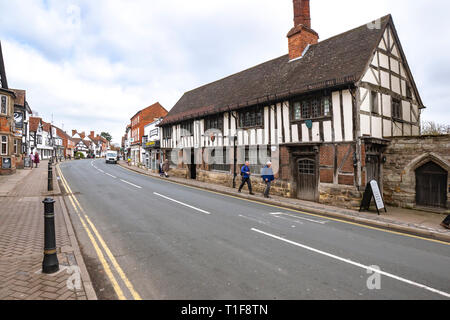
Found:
<box><xmin>359</xmin><ymin>180</ymin><xmax>387</xmax><ymax>215</ymax></box>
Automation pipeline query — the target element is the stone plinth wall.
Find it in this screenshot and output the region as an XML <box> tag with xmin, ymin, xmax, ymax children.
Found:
<box><xmin>196</xmin><ymin>169</ymin><xmax>292</xmax><ymax>197</ymax></box>
<box><xmin>383</xmin><ymin>135</ymin><xmax>450</xmax><ymax>209</ymax></box>
<box><xmin>319</xmin><ymin>183</ymin><xmax>362</xmax><ymax>210</ymax></box>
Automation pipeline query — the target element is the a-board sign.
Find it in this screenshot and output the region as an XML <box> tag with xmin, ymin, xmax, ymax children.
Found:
<box><xmin>359</xmin><ymin>180</ymin><xmax>387</xmax><ymax>215</ymax></box>
<box><xmin>24</xmin><ymin>157</ymin><xmax>31</xmax><ymax>168</ymax></box>
<box><xmin>2</xmin><ymin>157</ymin><xmax>11</xmax><ymax>169</ymax></box>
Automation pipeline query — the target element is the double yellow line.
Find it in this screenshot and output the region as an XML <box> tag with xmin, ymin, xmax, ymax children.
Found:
<box><xmin>57</xmin><ymin>165</ymin><xmax>142</xmax><ymax>300</ymax></box>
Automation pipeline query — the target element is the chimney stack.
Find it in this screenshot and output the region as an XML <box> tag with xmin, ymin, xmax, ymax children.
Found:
<box><xmin>90</xmin><ymin>131</ymin><xmax>95</xmax><ymax>138</ymax></box>
<box><xmin>72</xmin><ymin>130</ymin><xmax>77</xmax><ymax>137</ymax></box>
<box><xmin>287</xmin><ymin>0</ymin><xmax>319</xmax><ymax>60</ymax></box>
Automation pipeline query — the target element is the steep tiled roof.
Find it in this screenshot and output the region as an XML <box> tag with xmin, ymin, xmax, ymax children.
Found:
<box><xmin>161</xmin><ymin>15</ymin><xmax>392</xmax><ymax>126</ymax></box>
<box><xmin>29</xmin><ymin>117</ymin><xmax>41</xmax><ymax>132</ymax></box>
<box><xmin>131</xmin><ymin>102</ymin><xmax>168</xmax><ymax>122</ymax></box>
<box><xmin>10</xmin><ymin>89</ymin><xmax>26</xmax><ymax>106</ymax></box>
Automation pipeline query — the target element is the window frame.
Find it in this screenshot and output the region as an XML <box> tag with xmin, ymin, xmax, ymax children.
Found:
<box><xmin>14</xmin><ymin>139</ymin><xmax>19</xmax><ymax>155</ymax></box>
<box><xmin>208</xmin><ymin>147</ymin><xmax>231</xmax><ymax>172</ymax></box>
<box><xmin>392</xmin><ymin>98</ymin><xmax>402</xmax><ymax>121</ymax></box>
<box><xmin>238</xmin><ymin>107</ymin><xmax>264</xmax><ymax>129</ymax></box>
<box><xmin>180</xmin><ymin>121</ymin><xmax>194</xmax><ymax>137</ymax></box>
<box><xmin>1</xmin><ymin>135</ymin><xmax>8</xmax><ymax>155</ymax></box>
<box><xmin>205</xmin><ymin>114</ymin><xmax>224</xmax><ymax>133</ymax></box>
<box><xmin>291</xmin><ymin>94</ymin><xmax>333</xmax><ymax>122</ymax></box>
<box><xmin>242</xmin><ymin>146</ymin><xmax>272</xmax><ymax>176</ymax></box>
<box><xmin>162</xmin><ymin>126</ymin><xmax>172</xmax><ymax>139</ymax></box>
<box><xmin>0</xmin><ymin>95</ymin><xmax>7</xmax><ymax>115</ymax></box>
<box><xmin>370</xmin><ymin>91</ymin><xmax>379</xmax><ymax>115</ymax></box>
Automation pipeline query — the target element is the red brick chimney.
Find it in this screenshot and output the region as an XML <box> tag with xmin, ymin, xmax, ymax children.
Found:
<box><xmin>287</xmin><ymin>0</ymin><xmax>319</xmax><ymax>60</ymax></box>
<box><xmin>90</xmin><ymin>131</ymin><xmax>95</xmax><ymax>138</ymax></box>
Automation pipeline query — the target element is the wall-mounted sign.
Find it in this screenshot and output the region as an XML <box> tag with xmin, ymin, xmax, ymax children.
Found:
<box><xmin>305</xmin><ymin>120</ymin><xmax>313</xmax><ymax>129</ymax></box>
<box><xmin>145</xmin><ymin>140</ymin><xmax>160</xmax><ymax>149</ymax></box>
<box><xmin>2</xmin><ymin>157</ymin><xmax>12</xmax><ymax>169</ymax></box>
<box><xmin>14</xmin><ymin>111</ymin><xmax>24</xmax><ymax>129</ymax></box>
<box><xmin>359</xmin><ymin>180</ymin><xmax>387</xmax><ymax>215</ymax></box>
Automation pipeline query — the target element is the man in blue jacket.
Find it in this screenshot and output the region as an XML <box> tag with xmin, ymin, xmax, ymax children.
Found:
<box><xmin>238</xmin><ymin>161</ymin><xmax>255</xmax><ymax>195</ymax></box>
<box><xmin>261</xmin><ymin>161</ymin><xmax>275</xmax><ymax>198</ymax></box>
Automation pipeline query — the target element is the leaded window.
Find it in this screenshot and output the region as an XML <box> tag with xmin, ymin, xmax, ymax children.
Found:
<box><xmin>292</xmin><ymin>95</ymin><xmax>332</xmax><ymax>120</ymax></box>
<box><xmin>238</xmin><ymin>107</ymin><xmax>263</xmax><ymax>128</ymax></box>
<box><xmin>298</xmin><ymin>159</ymin><xmax>315</xmax><ymax>175</ymax></box>
<box><xmin>210</xmin><ymin>148</ymin><xmax>230</xmax><ymax>172</ymax></box>
<box><xmin>181</xmin><ymin>122</ymin><xmax>193</xmax><ymax>137</ymax></box>
<box><xmin>371</xmin><ymin>91</ymin><xmax>379</xmax><ymax>114</ymax></box>
<box><xmin>205</xmin><ymin>115</ymin><xmax>223</xmax><ymax>132</ymax></box>
<box><xmin>1</xmin><ymin>96</ymin><xmax>6</xmax><ymax>114</ymax></box>
<box><xmin>163</xmin><ymin>127</ymin><xmax>172</xmax><ymax>139</ymax></box>
<box><xmin>293</xmin><ymin>102</ymin><xmax>301</xmax><ymax>120</ymax></box>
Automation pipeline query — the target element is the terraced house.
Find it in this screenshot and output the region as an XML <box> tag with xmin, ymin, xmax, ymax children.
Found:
<box><xmin>160</xmin><ymin>0</ymin><xmax>426</xmax><ymax>209</ymax></box>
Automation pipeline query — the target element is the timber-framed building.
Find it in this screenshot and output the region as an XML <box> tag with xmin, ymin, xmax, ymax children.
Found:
<box><xmin>159</xmin><ymin>0</ymin><xmax>433</xmax><ymax>209</ymax></box>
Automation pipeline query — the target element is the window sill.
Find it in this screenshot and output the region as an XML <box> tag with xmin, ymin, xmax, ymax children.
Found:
<box><xmin>291</xmin><ymin>116</ymin><xmax>332</xmax><ymax>123</ymax></box>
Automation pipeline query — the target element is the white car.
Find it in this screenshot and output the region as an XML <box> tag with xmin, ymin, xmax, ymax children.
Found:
<box><xmin>106</xmin><ymin>151</ymin><xmax>118</xmax><ymax>164</ymax></box>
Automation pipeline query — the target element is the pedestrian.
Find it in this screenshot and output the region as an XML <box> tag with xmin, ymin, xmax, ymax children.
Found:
<box><xmin>127</xmin><ymin>157</ymin><xmax>132</xmax><ymax>166</ymax></box>
<box><xmin>159</xmin><ymin>161</ymin><xmax>164</xmax><ymax>177</ymax></box>
<box><xmin>162</xmin><ymin>159</ymin><xmax>170</xmax><ymax>178</ymax></box>
<box><xmin>261</xmin><ymin>161</ymin><xmax>275</xmax><ymax>198</ymax></box>
<box><xmin>34</xmin><ymin>151</ymin><xmax>40</xmax><ymax>168</ymax></box>
<box><xmin>238</xmin><ymin>161</ymin><xmax>255</xmax><ymax>195</ymax></box>
<box><xmin>29</xmin><ymin>152</ymin><xmax>34</xmax><ymax>170</ymax></box>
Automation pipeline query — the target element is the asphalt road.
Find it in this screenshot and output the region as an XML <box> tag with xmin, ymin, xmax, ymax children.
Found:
<box><xmin>58</xmin><ymin>159</ymin><xmax>450</xmax><ymax>300</ymax></box>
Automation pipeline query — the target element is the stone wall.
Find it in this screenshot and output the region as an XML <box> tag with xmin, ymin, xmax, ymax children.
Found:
<box><xmin>383</xmin><ymin>134</ymin><xmax>450</xmax><ymax>209</ymax></box>
<box><xmin>319</xmin><ymin>183</ymin><xmax>362</xmax><ymax>210</ymax></box>
<box><xmin>196</xmin><ymin>169</ymin><xmax>292</xmax><ymax>197</ymax></box>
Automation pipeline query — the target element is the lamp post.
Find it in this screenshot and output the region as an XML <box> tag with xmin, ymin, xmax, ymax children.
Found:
<box><xmin>232</xmin><ymin>135</ymin><xmax>238</xmax><ymax>189</ymax></box>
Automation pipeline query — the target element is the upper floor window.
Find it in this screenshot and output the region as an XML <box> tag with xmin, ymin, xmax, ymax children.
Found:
<box><xmin>392</xmin><ymin>98</ymin><xmax>402</xmax><ymax>120</ymax></box>
<box><xmin>163</xmin><ymin>127</ymin><xmax>172</xmax><ymax>139</ymax></box>
<box><xmin>181</xmin><ymin>122</ymin><xmax>193</xmax><ymax>137</ymax></box>
<box><xmin>1</xmin><ymin>96</ymin><xmax>7</xmax><ymax>115</ymax></box>
<box><xmin>370</xmin><ymin>91</ymin><xmax>379</xmax><ymax>114</ymax></box>
<box><xmin>205</xmin><ymin>115</ymin><xmax>224</xmax><ymax>132</ymax></box>
<box><xmin>292</xmin><ymin>95</ymin><xmax>332</xmax><ymax>121</ymax></box>
<box><xmin>238</xmin><ymin>107</ymin><xmax>263</xmax><ymax>128</ymax></box>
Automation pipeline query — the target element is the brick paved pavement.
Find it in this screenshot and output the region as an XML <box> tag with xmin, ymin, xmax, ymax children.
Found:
<box><xmin>0</xmin><ymin>160</ymin><xmax>96</xmax><ymax>300</ymax></box>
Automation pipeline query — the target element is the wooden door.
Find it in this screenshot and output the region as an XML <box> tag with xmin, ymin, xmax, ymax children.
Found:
<box><xmin>366</xmin><ymin>155</ymin><xmax>380</xmax><ymax>184</ymax></box>
<box><xmin>190</xmin><ymin>149</ymin><xmax>196</xmax><ymax>180</ymax></box>
<box><xmin>416</xmin><ymin>162</ymin><xmax>447</xmax><ymax>208</ymax></box>
<box><xmin>297</xmin><ymin>158</ymin><xmax>317</xmax><ymax>201</ymax></box>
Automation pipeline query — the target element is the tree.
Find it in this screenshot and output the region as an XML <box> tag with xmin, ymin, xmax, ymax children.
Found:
<box><xmin>101</xmin><ymin>132</ymin><xmax>112</xmax><ymax>142</ymax></box>
<box><xmin>421</xmin><ymin>121</ymin><xmax>450</xmax><ymax>136</ymax></box>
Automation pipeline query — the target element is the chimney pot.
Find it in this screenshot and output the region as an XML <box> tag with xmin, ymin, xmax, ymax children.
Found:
<box><xmin>293</xmin><ymin>0</ymin><xmax>311</xmax><ymax>28</ymax></box>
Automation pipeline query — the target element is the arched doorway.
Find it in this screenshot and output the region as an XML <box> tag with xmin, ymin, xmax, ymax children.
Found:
<box><xmin>415</xmin><ymin>161</ymin><xmax>448</xmax><ymax>208</ymax></box>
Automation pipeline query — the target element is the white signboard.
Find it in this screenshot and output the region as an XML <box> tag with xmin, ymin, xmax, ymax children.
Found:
<box><xmin>370</xmin><ymin>180</ymin><xmax>385</xmax><ymax>210</ymax></box>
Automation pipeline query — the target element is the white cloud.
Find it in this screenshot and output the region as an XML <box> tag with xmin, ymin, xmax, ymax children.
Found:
<box><xmin>0</xmin><ymin>0</ymin><xmax>449</xmax><ymax>142</ymax></box>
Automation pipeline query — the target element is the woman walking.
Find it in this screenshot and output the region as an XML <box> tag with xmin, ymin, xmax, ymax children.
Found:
<box><xmin>34</xmin><ymin>151</ymin><xmax>40</xmax><ymax>168</ymax></box>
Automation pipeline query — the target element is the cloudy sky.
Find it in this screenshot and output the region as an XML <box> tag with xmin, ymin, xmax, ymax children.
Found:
<box><xmin>0</xmin><ymin>0</ymin><xmax>449</xmax><ymax>143</ymax></box>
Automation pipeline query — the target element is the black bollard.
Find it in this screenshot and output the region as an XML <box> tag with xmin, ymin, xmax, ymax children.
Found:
<box><xmin>48</xmin><ymin>164</ymin><xmax>53</xmax><ymax>192</ymax></box>
<box><xmin>42</xmin><ymin>198</ymin><xmax>59</xmax><ymax>274</ymax></box>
